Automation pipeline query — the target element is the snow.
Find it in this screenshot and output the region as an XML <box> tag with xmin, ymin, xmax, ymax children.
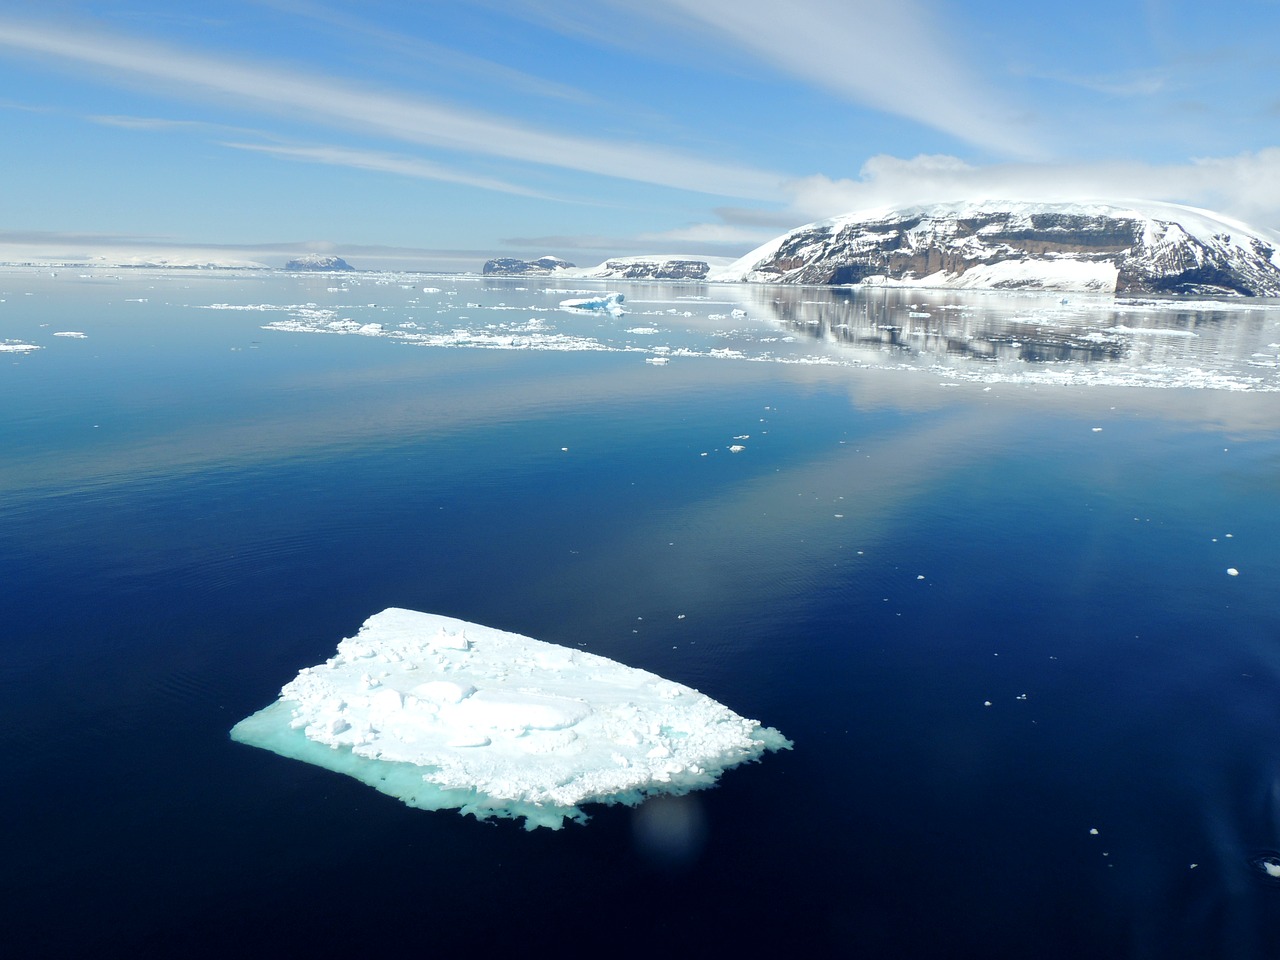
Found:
<box><xmin>919</xmin><ymin>258</ymin><xmax>1118</xmax><ymax>293</ymax></box>
<box><xmin>231</xmin><ymin>608</ymin><xmax>791</xmax><ymax>829</ymax></box>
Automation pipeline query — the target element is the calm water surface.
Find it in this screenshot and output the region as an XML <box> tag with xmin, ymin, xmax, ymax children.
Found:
<box><xmin>3</xmin><ymin>269</ymin><xmax>1280</xmax><ymax>957</ymax></box>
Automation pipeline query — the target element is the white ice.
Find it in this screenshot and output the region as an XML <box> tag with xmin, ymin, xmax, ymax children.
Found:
<box><xmin>231</xmin><ymin>608</ymin><xmax>791</xmax><ymax>829</ymax></box>
<box><xmin>560</xmin><ymin>292</ymin><xmax>625</xmax><ymax>315</ymax></box>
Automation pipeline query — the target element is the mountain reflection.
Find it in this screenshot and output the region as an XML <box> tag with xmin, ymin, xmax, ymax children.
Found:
<box><xmin>729</xmin><ymin>285</ymin><xmax>1276</xmax><ymax>373</ymax></box>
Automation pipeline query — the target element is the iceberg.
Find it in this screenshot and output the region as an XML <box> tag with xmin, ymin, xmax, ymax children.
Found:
<box><xmin>231</xmin><ymin>608</ymin><xmax>791</xmax><ymax>829</ymax></box>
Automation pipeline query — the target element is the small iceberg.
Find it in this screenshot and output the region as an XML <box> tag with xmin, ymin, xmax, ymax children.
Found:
<box><xmin>560</xmin><ymin>292</ymin><xmax>625</xmax><ymax>316</ymax></box>
<box><xmin>231</xmin><ymin>608</ymin><xmax>790</xmax><ymax>829</ymax></box>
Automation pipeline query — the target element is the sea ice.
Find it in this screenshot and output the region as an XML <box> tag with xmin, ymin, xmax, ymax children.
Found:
<box><xmin>231</xmin><ymin>608</ymin><xmax>790</xmax><ymax>829</ymax></box>
<box><xmin>560</xmin><ymin>292</ymin><xmax>625</xmax><ymax>315</ymax></box>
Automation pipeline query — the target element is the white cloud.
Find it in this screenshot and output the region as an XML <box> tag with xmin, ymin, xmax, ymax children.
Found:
<box><xmin>0</xmin><ymin>16</ymin><xmax>786</xmax><ymax>200</ymax></box>
<box><xmin>220</xmin><ymin>141</ymin><xmax>549</xmax><ymax>197</ymax></box>
<box><xmin>782</xmin><ymin>150</ymin><xmax>1280</xmax><ymax>234</ymax></box>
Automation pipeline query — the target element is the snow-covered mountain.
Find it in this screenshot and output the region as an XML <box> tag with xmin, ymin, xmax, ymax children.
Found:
<box><xmin>710</xmin><ymin>201</ymin><xmax>1280</xmax><ymax>296</ymax></box>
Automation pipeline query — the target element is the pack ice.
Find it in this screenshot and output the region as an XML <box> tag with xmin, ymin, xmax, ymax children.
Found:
<box><xmin>231</xmin><ymin>608</ymin><xmax>791</xmax><ymax>829</ymax></box>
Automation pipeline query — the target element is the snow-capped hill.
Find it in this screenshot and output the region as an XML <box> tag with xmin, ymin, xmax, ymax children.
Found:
<box><xmin>565</xmin><ymin>255</ymin><xmax>734</xmax><ymax>281</ymax></box>
<box><xmin>285</xmin><ymin>255</ymin><xmax>354</xmax><ymax>271</ymax></box>
<box><xmin>483</xmin><ymin>255</ymin><xmax>576</xmax><ymax>275</ymax></box>
<box><xmin>711</xmin><ymin>201</ymin><xmax>1280</xmax><ymax>296</ymax></box>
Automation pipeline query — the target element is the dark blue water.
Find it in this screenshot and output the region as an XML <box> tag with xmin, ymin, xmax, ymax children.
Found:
<box><xmin>3</xmin><ymin>270</ymin><xmax>1280</xmax><ymax>958</ymax></box>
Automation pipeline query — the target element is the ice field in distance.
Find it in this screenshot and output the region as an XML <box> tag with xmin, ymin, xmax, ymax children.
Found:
<box><xmin>231</xmin><ymin>609</ymin><xmax>791</xmax><ymax>829</ymax></box>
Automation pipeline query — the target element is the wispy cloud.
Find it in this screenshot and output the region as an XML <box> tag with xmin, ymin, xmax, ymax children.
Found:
<box><xmin>253</xmin><ymin>0</ymin><xmax>599</xmax><ymax>106</ymax></box>
<box><xmin>220</xmin><ymin>141</ymin><xmax>551</xmax><ymax>197</ymax></box>
<box><xmin>87</xmin><ymin>112</ymin><xmax>544</xmax><ymax>195</ymax></box>
<box><xmin>615</xmin><ymin>0</ymin><xmax>1041</xmax><ymax>158</ymax></box>
<box><xmin>89</xmin><ymin>114</ymin><xmax>220</xmax><ymax>132</ymax></box>
<box><xmin>0</xmin><ymin>16</ymin><xmax>786</xmax><ymax>200</ymax></box>
<box><xmin>1019</xmin><ymin>67</ymin><xmax>1172</xmax><ymax>98</ymax></box>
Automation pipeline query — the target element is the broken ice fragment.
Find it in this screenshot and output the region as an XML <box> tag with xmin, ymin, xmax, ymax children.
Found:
<box><xmin>231</xmin><ymin>608</ymin><xmax>791</xmax><ymax>829</ymax></box>
<box><xmin>560</xmin><ymin>293</ymin><xmax>624</xmax><ymax>315</ymax></box>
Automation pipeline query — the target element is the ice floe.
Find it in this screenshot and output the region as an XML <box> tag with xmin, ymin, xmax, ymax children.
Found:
<box><xmin>231</xmin><ymin>608</ymin><xmax>790</xmax><ymax>829</ymax></box>
<box><xmin>560</xmin><ymin>292</ymin><xmax>625</xmax><ymax>315</ymax></box>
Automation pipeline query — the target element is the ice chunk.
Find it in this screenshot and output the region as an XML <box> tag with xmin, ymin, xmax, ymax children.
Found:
<box><xmin>560</xmin><ymin>292</ymin><xmax>624</xmax><ymax>315</ymax></box>
<box><xmin>231</xmin><ymin>608</ymin><xmax>790</xmax><ymax>829</ymax></box>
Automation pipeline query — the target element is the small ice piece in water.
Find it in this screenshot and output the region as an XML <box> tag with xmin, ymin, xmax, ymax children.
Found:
<box><xmin>1253</xmin><ymin>854</ymin><xmax>1280</xmax><ymax>881</ymax></box>
<box><xmin>1227</xmin><ymin>568</ymin><xmax>1239</xmax><ymax>576</ymax></box>
<box><xmin>728</xmin><ymin>445</ymin><xmax>745</xmax><ymax>453</ymax></box>
<box><xmin>231</xmin><ymin>608</ymin><xmax>791</xmax><ymax>829</ymax></box>
<box><xmin>560</xmin><ymin>293</ymin><xmax>625</xmax><ymax>315</ymax></box>
<box><xmin>1089</xmin><ymin>828</ymin><xmax>1099</xmax><ymax>835</ymax></box>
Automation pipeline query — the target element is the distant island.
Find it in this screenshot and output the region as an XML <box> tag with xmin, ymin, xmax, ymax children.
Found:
<box><xmin>483</xmin><ymin>256</ymin><xmax>575</xmax><ymax>276</ymax></box>
<box><xmin>482</xmin><ymin>254</ymin><xmax>732</xmax><ymax>281</ymax></box>
<box><xmin>285</xmin><ymin>255</ymin><xmax>354</xmax><ymax>272</ymax></box>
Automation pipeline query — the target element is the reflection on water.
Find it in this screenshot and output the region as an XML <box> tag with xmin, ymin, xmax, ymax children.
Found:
<box><xmin>169</xmin><ymin>270</ymin><xmax>1280</xmax><ymax>391</ymax></box>
<box><xmin>720</xmin><ymin>285</ymin><xmax>1280</xmax><ymax>389</ymax></box>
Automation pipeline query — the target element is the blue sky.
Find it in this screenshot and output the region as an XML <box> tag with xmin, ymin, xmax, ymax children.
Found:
<box><xmin>1</xmin><ymin>0</ymin><xmax>1278</xmax><ymax>269</ymax></box>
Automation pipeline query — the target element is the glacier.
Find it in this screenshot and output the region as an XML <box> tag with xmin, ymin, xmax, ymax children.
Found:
<box><xmin>231</xmin><ymin>608</ymin><xmax>791</xmax><ymax>829</ymax></box>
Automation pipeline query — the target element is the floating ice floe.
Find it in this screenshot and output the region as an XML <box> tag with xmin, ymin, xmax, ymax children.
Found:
<box><xmin>0</xmin><ymin>340</ymin><xmax>41</xmax><ymax>353</ymax></box>
<box><xmin>53</xmin><ymin>331</ymin><xmax>88</xmax><ymax>338</ymax></box>
<box><xmin>231</xmin><ymin>608</ymin><xmax>790</xmax><ymax>829</ymax></box>
<box><xmin>560</xmin><ymin>292</ymin><xmax>625</xmax><ymax>315</ymax></box>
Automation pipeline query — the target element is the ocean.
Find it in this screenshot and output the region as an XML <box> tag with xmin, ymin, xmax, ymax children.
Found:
<box><xmin>3</xmin><ymin>268</ymin><xmax>1280</xmax><ymax>957</ymax></box>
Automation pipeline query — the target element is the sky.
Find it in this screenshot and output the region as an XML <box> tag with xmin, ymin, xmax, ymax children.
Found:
<box><xmin>1</xmin><ymin>0</ymin><xmax>1278</xmax><ymax>270</ymax></box>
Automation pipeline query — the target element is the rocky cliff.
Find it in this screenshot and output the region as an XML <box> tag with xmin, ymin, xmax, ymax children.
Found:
<box><xmin>712</xmin><ymin>201</ymin><xmax>1280</xmax><ymax>296</ymax></box>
